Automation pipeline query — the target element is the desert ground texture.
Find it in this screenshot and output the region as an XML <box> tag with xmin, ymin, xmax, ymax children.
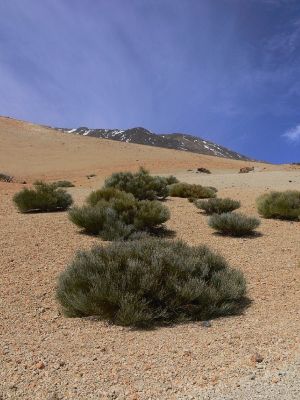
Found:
<box><xmin>0</xmin><ymin>117</ymin><xmax>299</xmax><ymax>399</ymax></box>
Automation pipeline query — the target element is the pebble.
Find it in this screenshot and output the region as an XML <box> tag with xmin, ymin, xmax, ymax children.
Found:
<box><xmin>35</xmin><ymin>361</ymin><xmax>45</xmax><ymax>370</ymax></box>
<box><xmin>250</xmin><ymin>353</ymin><xmax>264</xmax><ymax>363</ymax></box>
<box><xmin>201</xmin><ymin>321</ymin><xmax>212</xmax><ymax>328</ymax></box>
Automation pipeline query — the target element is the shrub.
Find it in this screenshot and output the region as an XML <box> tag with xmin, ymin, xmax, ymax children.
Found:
<box><xmin>195</xmin><ymin>198</ymin><xmax>241</xmax><ymax>214</ymax></box>
<box><xmin>208</xmin><ymin>212</ymin><xmax>260</xmax><ymax>236</ymax></box>
<box><xmin>13</xmin><ymin>182</ymin><xmax>73</xmax><ymax>213</ymax></box>
<box><xmin>164</xmin><ymin>175</ymin><xmax>179</xmax><ymax>185</ymax></box>
<box><xmin>52</xmin><ymin>180</ymin><xmax>75</xmax><ymax>188</ymax></box>
<box><xmin>134</xmin><ymin>200</ymin><xmax>170</xmax><ymax>229</ymax></box>
<box><xmin>104</xmin><ymin>167</ymin><xmax>169</xmax><ymax>200</ymax></box>
<box><xmin>168</xmin><ymin>182</ymin><xmax>216</xmax><ymax>199</ymax></box>
<box><xmin>87</xmin><ymin>187</ymin><xmax>130</xmax><ymax>206</ymax></box>
<box><xmin>0</xmin><ymin>173</ymin><xmax>13</xmax><ymax>183</ymax></box>
<box><xmin>208</xmin><ymin>186</ymin><xmax>218</xmax><ymax>193</ymax></box>
<box><xmin>69</xmin><ymin>194</ymin><xmax>170</xmax><ymax>240</ymax></box>
<box><xmin>56</xmin><ymin>238</ymin><xmax>247</xmax><ymax>327</ymax></box>
<box><xmin>256</xmin><ymin>191</ymin><xmax>300</xmax><ymax>220</ymax></box>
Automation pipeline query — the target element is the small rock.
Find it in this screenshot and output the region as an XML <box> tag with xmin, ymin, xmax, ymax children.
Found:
<box><xmin>35</xmin><ymin>361</ymin><xmax>45</xmax><ymax>370</ymax></box>
<box><xmin>201</xmin><ymin>321</ymin><xmax>212</xmax><ymax>328</ymax></box>
<box><xmin>278</xmin><ymin>371</ymin><xmax>287</xmax><ymax>376</ymax></box>
<box><xmin>250</xmin><ymin>353</ymin><xmax>264</xmax><ymax>363</ymax></box>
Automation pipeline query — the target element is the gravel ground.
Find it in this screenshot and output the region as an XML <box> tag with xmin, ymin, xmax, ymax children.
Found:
<box><xmin>1</xmin><ymin>171</ymin><xmax>299</xmax><ymax>399</ymax></box>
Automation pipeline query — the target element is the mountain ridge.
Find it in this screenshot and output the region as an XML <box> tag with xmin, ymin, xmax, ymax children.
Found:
<box><xmin>55</xmin><ymin>125</ymin><xmax>252</xmax><ymax>161</ymax></box>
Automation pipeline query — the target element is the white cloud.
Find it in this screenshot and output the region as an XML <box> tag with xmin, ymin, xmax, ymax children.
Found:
<box><xmin>283</xmin><ymin>124</ymin><xmax>300</xmax><ymax>142</ymax></box>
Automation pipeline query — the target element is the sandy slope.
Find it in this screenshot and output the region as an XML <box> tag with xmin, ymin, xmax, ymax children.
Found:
<box><xmin>0</xmin><ymin>117</ymin><xmax>299</xmax><ymax>399</ymax></box>
<box><xmin>0</xmin><ymin>116</ymin><xmax>281</xmax><ymax>183</ymax></box>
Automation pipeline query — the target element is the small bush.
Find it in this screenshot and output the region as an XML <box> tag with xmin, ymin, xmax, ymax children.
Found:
<box><xmin>256</xmin><ymin>191</ymin><xmax>300</xmax><ymax>220</ymax></box>
<box><xmin>104</xmin><ymin>167</ymin><xmax>169</xmax><ymax>200</ymax></box>
<box><xmin>208</xmin><ymin>212</ymin><xmax>260</xmax><ymax>236</ymax></box>
<box><xmin>164</xmin><ymin>175</ymin><xmax>179</xmax><ymax>185</ymax></box>
<box><xmin>208</xmin><ymin>186</ymin><xmax>218</xmax><ymax>193</ymax></box>
<box><xmin>0</xmin><ymin>173</ymin><xmax>13</xmax><ymax>183</ymax></box>
<box><xmin>52</xmin><ymin>180</ymin><xmax>75</xmax><ymax>188</ymax></box>
<box><xmin>134</xmin><ymin>200</ymin><xmax>170</xmax><ymax>229</ymax></box>
<box><xmin>168</xmin><ymin>182</ymin><xmax>216</xmax><ymax>199</ymax></box>
<box><xmin>13</xmin><ymin>182</ymin><xmax>73</xmax><ymax>213</ymax></box>
<box><xmin>56</xmin><ymin>238</ymin><xmax>247</xmax><ymax>327</ymax></box>
<box><xmin>195</xmin><ymin>198</ymin><xmax>241</xmax><ymax>214</ymax></box>
<box><xmin>87</xmin><ymin>187</ymin><xmax>130</xmax><ymax>206</ymax></box>
<box><xmin>69</xmin><ymin>193</ymin><xmax>170</xmax><ymax>240</ymax></box>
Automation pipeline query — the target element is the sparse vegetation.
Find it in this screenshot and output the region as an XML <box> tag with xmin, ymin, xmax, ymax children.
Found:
<box><xmin>0</xmin><ymin>173</ymin><xmax>13</xmax><ymax>183</ymax></box>
<box><xmin>256</xmin><ymin>191</ymin><xmax>300</xmax><ymax>220</ymax></box>
<box><xmin>13</xmin><ymin>182</ymin><xmax>73</xmax><ymax>213</ymax></box>
<box><xmin>52</xmin><ymin>180</ymin><xmax>75</xmax><ymax>188</ymax></box>
<box><xmin>56</xmin><ymin>238</ymin><xmax>247</xmax><ymax>327</ymax></box>
<box><xmin>208</xmin><ymin>212</ymin><xmax>260</xmax><ymax>236</ymax></box>
<box><xmin>69</xmin><ymin>189</ymin><xmax>170</xmax><ymax>240</ymax></box>
<box><xmin>104</xmin><ymin>167</ymin><xmax>169</xmax><ymax>200</ymax></box>
<box><xmin>194</xmin><ymin>198</ymin><xmax>241</xmax><ymax>214</ymax></box>
<box><xmin>168</xmin><ymin>182</ymin><xmax>216</xmax><ymax>199</ymax></box>
<box><xmin>164</xmin><ymin>175</ymin><xmax>179</xmax><ymax>185</ymax></box>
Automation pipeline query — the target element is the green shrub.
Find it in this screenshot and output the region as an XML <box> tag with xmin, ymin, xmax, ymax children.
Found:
<box><xmin>134</xmin><ymin>200</ymin><xmax>170</xmax><ymax>229</ymax></box>
<box><xmin>208</xmin><ymin>186</ymin><xmax>218</xmax><ymax>193</ymax></box>
<box><xmin>256</xmin><ymin>191</ymin><xmax>300</xmax><ymax>220</ymax></box>
<box><xmin>69</xmin><ymin>194</ymin><xmax>170</xmax><ymax>240</ymax></box>
<box><xmin>0</xmin><ymin>173</ymin><xmax>13</xmax><ymax>183</ymax></box>
<box><xmin>56</xmin><ymin>238</ymin><xmax>247</xmax><ymax>327</ymax></box>
<box><xmin>52</xmin><ymin>180</ymin><xmax>75</xmax><ymax>188</ymax></box>
<box><xmin>208</xmin><ymin>212</ymin><xmax>260</xmax><ymax>236</ymax></box>
<box><xmin>168</xmin><ymin>182</ymin><xmax>216</xmax><ymax>199</ymax></box>
<box><xmin>87</xmin><ymin>187</ymin><xmax>130</xmax><ymax>206</ymax></box>
<box><xmin>195</xmin><ymin>198</ymin><xmax>241</xmax><ymax>214</ymax></box>
<box><xmin>164</xmin><ymin>175</ymin><xmax>179</xmax><ymax>185</ymax></box>
<box><xmin>13</xmin><ymin>182</ymin><xmax>73</xmax><ymax>213</ymax></box>
<box><xmin>104</xmin><ymin>167</ymin><xmax>169</xmax><ymax>200</ymax></box>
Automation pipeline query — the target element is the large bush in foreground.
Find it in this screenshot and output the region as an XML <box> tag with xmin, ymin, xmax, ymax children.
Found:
<box><xmin>56</xmin><ymin>238</ymin><xmax>246</xmax><ymax>327</ymax></box>
<box><xmin>69</xmin><ymin>189</ymin><xmax>170</xmax><ymax>240</ymax></box>
<box><xmin>168</xmin><ymin>182</ymin><xmax>216</xmax><ymax>199</ymax></box>
<box><xmin>256</xmin><ymin>191</ymin><xmax>300</xmax><ymax>220</ymax></box>
<box><xmin>195</xmin><ymin>198</ymin><xmax>241</xmax><ymax>214</ymax></box>
<box><xmin>104</xmin><ymin>167</ymin><xmax>169</xmax><ymax>200</ymax></box>
<box><xmin>13</xmin><ymin>182</ymin><xmax>73</xmax><ymax>213</ymax></box>
<box><xmin>209</xmin><ymin>212</ymin><xmax>260</xmax><ymax>236</ymax></box>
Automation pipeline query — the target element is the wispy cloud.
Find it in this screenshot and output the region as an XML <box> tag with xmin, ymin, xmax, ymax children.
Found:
<box><xmin>282</xmin><ymin>124</ymin><xmax>300</xmax><ymax>142</ymax></box>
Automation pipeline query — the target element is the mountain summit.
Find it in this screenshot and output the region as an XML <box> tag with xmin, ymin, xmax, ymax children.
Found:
<box><xmin>56</xmin><ymin>126</ymin><xmax>251</xmax><ymax>161</ymax></box>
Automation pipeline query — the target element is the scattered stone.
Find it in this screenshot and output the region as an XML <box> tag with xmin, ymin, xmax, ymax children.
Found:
<box><xmin>278</xmin><ymin>371</ymin><xmax>287</xmax><ymax>376</ymax></box>
<box><xmin>239</xmin><ymin>166</ymin><xmax>254</xmax><ymax>173</ymax></box>
<box><xmin>35</xmin><ymin>361</ymin><xmax>45</xmax><ymax>370</ymax></box>
<box><xmin>197</xmin><ymin>167</ymin><xmax>211</xmax><ymax>174</ymax></box>
<box><xmin>201</xmin><ymin>321</ymin><xmax>212</xmax><ymax>328</ymax></box>
<box><xmin>250</xmin><ymin>353</ymin><xmax>264</xmax><ymax>363</ymax></box>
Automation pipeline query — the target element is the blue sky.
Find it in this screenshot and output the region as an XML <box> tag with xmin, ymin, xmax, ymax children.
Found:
<box><xmin>0</xmin><ymin>0</ymin><xmax>300</xmax><ymax>163</ymax></box>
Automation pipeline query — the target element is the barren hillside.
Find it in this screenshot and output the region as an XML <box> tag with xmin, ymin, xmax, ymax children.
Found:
<box><xmin>0</xmin><ymin>116</ymin><xmax>275</xmax><ymax>183</ymax></box>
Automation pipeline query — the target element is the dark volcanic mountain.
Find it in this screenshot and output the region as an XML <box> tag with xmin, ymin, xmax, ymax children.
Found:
<box><xmin>56</xmin><ymin>126</ymin><xmax>251</xmax><ymax>161</ymax></box>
